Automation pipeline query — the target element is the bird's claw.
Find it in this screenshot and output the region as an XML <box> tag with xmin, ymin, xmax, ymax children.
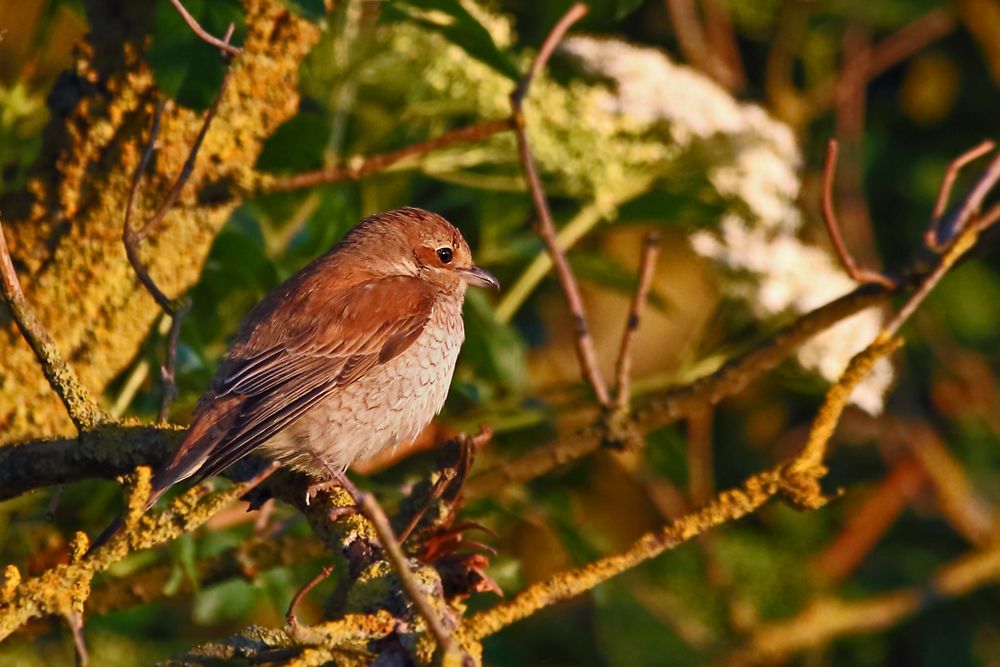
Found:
<box><xmin>304</xmin><ymin>480</ymin><xmax>337</xmax><ymax>507</ymax></box>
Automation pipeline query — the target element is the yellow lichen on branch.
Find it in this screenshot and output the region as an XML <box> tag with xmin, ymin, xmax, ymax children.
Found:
<box><xmin>463</xmin><ymin>333</ymin><xmax>904</xmax><ymax>642</ymax></box>
<box><xmin>0</xmin><ymin>466</ymin><xmax>251</xmax><ymax>641</ymax></box>
<box><xmin>0</xmin><ymin>0</ymin><xmax>320</xmax><ymax>443</ymax></box>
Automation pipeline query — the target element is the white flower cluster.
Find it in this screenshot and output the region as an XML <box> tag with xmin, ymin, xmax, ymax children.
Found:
<box><xmin>562</xmin><ymin>36</ymin><xmax>892</xmax><ymax>413</ymax></box>
<box><xmin>369</xmin><ymin>14</ymin><xmax>893</xmax><ymax>412</ymax></box>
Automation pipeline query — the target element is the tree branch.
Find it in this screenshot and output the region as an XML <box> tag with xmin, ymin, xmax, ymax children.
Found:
<box><xmin>255</xmin><ymin>118</ymin><xmax>514</xmax><ymax>193</ymax></box>
<box><xmin>466</xmin><ymin>282</ymin><xmax>894</xmax><ymax>499</ymax></box>
<box><xmin>465</xmin><ymin>334</ymin><xmax>902</xmax><ymax>640</ymax></box>
<box><xmin>509</xmin><ymin>3</ymin><xmax>610</xmax><ymax>406</ymax></box>
<box><xmin>613</xmin><ymin>232</ymin><xmax>661</xmax><ymax>409</ymax></box>
<box><xmin>0</xmin><ymin>215</ymin><xmax>107</xmax><ymax>432</ymax></box>
<box><xmin>169</xmin><ymin>0</ymin><xmax>242</xmax><ymax>57</ymax></box>
<box><xmin>820</xmin><ymin>139</ymin><xmax>894</xmax><ymax>287</ymax></box>
<box><xmin>123</xmin><ymin>54</ymin><xmax>234</xmax><ymax>421</ymax></box>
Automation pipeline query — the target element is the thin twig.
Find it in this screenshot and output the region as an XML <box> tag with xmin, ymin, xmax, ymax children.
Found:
<box><xmin>510</xmin><ymin>3</ymin><xmax>610</xmax><ymax>405</ymax></box>
<box><xmin>926</xmin><ymin>140</ymin><xmax>996</xmax><ymax>249</ymax></box>
<box><xmin>821</xmin><ymin>139</ymin><xmax>894</xmax><ymax>287</ymax></box>
<box><xmin>66</xmin><ymin>611</ymin><xmax>88</xmax><ymax>667</ymax></box>
<box><xmin>885</xmin><ymin>153</ymin><xmax>1000</xmax><ymax>336</ymax></box>
<box><xmin>321</xmin><ymin>466</ymin><xmax>458</xmax><ymax>660</ymax></box>
<box><xmin>0</xmin><ymin>214</ymin><xmax>106</xmax><ymax>431</ymax></box>
<box><xmin>466</xmin><ymin>334</ymin><xmax>902</xmax><ymax>640</ymax></box>
<box><xmin>466</xmin><ymin>282</ymin><xmax>895</xmax><ymax>500</ymax></box>
<box><xmin>511</xmin><ymin>4</ymin><xmax>589</xmax><ymax>103</ymax></box>
<box><xmin>802</xmin><ymin>7</ymin><xmax>956</xmax><ymax>119</ymax></box>
<box><xmin>932</xmin><ymin>150</ymin><xmax>1000</xmax><ymax>249</ymax></box>
<box><xmin>258</xmin><ymin>118</ymin><xmax>513</xmax><ymax>193</ymax></box>
<box><xmin>931</xmin><ymin>140</ymin><xmax>995</xmax><ymax>220</ymax></box>
<box><xmin>286</xmin><ymin>564</ymin><xmax>335</xmax><ymax>630</ymax></box>
<box><xmin>169</xmin><ymin>0</ymin><xmax>242</xmax><ymax>57</ymax></box>
<box><xmin>123</xmin><ymin>59</ymin><xmax>234</xmax><ymax>421</ymax></box>
<box><xmin>613</xmin><ymin>232</ymin><xmax>661</xmax><ymax>409</ymax></box>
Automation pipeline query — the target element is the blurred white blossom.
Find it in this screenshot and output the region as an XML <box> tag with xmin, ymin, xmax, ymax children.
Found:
<box><xmin>562</xmin><ymin>37</ymin><xmax>891</xmax><ymax>413</ymax></box>
<box><xmin>368</xmin><ymin>19</ymin><xmax>893</xmax><ymax>412</ymax></box>
<box><xmin>691</xmin><ymin>216</ymin><xmax>893</xmax><ymax>415</ymax></box>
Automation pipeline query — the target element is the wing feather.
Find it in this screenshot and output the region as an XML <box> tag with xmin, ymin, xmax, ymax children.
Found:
<box><xmin>163</xmin><ymin>274</ymin><xmax>435</xmax><ymax>487</ymax></box>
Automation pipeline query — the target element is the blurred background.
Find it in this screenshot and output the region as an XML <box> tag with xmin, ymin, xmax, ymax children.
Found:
<box><xmin>2</xmin><ymin>0</ymin><xmax>1000</xmax><ymax>665</ymax></box>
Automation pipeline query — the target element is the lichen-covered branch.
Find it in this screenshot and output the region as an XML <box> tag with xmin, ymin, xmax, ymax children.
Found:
<box><xmin>0</xmin><ymin>0</ymin><xmax>319</xmax><ymax>443</ymax></box>
<box><xmin>463</xmin><ymin>335</ymin><xmax>902</xmax><ymax>640</ymax></box>
<box><xmin>466</xmin><ymin>282</ymin><xmax>894</xmax><ymax>499</ymax></box>
<box><xmin>0</xmin><ymin>215</ymin><xmax>106</xmax><ymax>432</ymax></box>
<box><xmin>0</xmin><ymin>466</ymin><xmax>255</xmax><ymax>640</ymax></box>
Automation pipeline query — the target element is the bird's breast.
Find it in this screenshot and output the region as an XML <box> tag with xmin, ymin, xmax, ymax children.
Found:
<box><xmin>265</xmin><ymin>296</ymin><xmax>466</xmax><ymax>471</ymax></box>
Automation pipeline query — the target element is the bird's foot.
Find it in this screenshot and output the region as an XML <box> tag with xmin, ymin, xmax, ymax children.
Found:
<box><xmin>304</xmin><ymin>480</ymin><xmax>338</xmax><ymax>507</ymax></box>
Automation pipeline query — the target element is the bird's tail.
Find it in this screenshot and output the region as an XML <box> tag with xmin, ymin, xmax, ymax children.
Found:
<box><xmin>84</xmin><ymin>481</ymin><xmax>169</xmax><ymax>557</ymax></box>
<box><xmin>85</xmin><ymin>432</ymin><xmax>214</xmax><ymax>557</ymax></box>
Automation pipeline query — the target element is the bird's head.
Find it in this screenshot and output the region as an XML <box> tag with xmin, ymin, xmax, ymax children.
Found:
<box><xmin>358</xmin><ymin>207</ymin><xmax>499</xmax><ymax>295</ymax></box>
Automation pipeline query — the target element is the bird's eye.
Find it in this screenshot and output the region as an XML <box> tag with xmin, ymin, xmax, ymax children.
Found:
<box><xmin>436</xmin><ymin>247</ymin><xmax>453</xmax><ymax>264</ymax></box>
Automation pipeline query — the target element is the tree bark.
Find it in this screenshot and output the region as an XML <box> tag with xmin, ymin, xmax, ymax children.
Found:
<box><xmin>0</xmin><ymin>0</ymin><xmax>319</xmax><ymax>442</ymax></box>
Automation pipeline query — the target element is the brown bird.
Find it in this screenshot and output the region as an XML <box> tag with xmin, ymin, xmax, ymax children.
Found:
<box><xmin>98</xmin><ymin>207</ymin><xmax>497</xmax><ymax>544</ymax></box>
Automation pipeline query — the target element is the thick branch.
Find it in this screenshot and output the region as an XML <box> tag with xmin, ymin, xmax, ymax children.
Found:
<box><xmin>467</xmin><ymin>282</ymin><xmax>894</xmax><ymax>499</ymax></box>
<box><xmin>0</xmin><ymin>0</ymin><xmax>319</xmax><ymax>443</ymax></box>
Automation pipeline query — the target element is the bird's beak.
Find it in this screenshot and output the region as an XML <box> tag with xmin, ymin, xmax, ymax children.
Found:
<box><xmin>458</xmin><ymin>265</ymin><xmax>500</xmax><ymax>290</ymax></box>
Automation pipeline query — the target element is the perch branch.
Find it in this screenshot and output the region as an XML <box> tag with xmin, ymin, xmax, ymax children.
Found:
<box><xmin>510</xmin><ymin>3</ymin><xmax>611</xmax><ymax>406</ymax></box>
<box><xmin>613</xmin><ymin>232</ymin><xmax>661</xmax><ymax>409</ymax></box>
<box><xmin>257</xmin><ymin>118</ymin><xmax>513</xmax><ymax>193</ymax></box>
<box><xmin>328</xmin><ymin>471</ymin><xmax>459</xmax><ymax>660</ymax></box>
<box><xmin>0</xmin><ymin>215</ymin><xmax>107</xmax><ymax>432</ymax></box>
<box><xmin>821</xmin><ymin>139</ymin><xmax>894</xmax><ymax>287</ymax></box>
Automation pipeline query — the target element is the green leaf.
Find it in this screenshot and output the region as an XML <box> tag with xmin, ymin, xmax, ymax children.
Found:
<box><xmin>193</xmin><ymin>578</ymin><xmax>258</xmax><ymax>625</ymax></box>
<box><xmin>383</xmin><ymin>0</ymin><xmax>521</xmax><ymax>82</ymax></box>
<box><xmin>614</xmin><ymin>0</ymin><xmax>645</xmax><ymax>20</ymax></box>
<box><xmin>462</xmin><ymin>289</ymin><xmax>528</xmax><ymax>393</ymax></box>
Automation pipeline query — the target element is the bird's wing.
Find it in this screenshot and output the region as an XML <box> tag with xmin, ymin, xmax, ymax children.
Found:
<box><xmin>158</xmin><ymin>274</ymin><xmax>435</xmax><ymax>489</ymax></box>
